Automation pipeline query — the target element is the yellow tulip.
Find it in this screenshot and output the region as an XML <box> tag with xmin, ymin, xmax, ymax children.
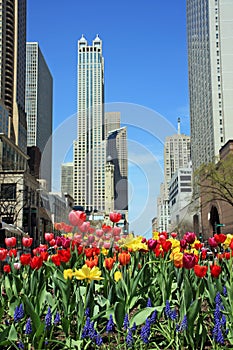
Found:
<box><xmin>73</xmin><ymin>265</ymin><xmax>103</xmax><ymax>283</ymax></box>
<box><xmin>63</xmin><ymin>269</ymin><xmax>73</xmax><ymax>280</ymax></box>
<box><xmin>114</xmin><ymin>271</ymin><xmax>122</xmax><ymax>282</ymax></box>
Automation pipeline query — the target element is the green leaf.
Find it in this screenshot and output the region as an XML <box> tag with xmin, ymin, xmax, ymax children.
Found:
<box><xmin>8</xmin><ymin>324</ymin><xmax>17</xmax><ymax>341</ymax></box>
<box><xmin>114</xmin><ymin>301</ymin><xmax>125</xmax><ymax>329</ymax></box>
<box><xmin>22</xmin><ymin>295</ymin><xmax>41</xmax><ymax>329</ymax></box>
<box><xmin>130</xmin><ymin>307</ymin><xmax>157</xmax><ymax>326</ymax></box>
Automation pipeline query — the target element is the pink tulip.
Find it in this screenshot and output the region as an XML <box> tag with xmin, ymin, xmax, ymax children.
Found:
<box><xmin>14</xmin><ymin>263</ymin><xmax>21</xmax><ymax>270</ymax></box>
<box><xmin>68</xmin><ymin>210</ymin><xmax>86</xmax><ymax>226</ymax></box>
<box><xmin>5</xmin><ymin>237</ymin><xmax>16</xmax><ymax>248</ymax></box>
<box><xmin>22</xmin><ymin>237</ymin><xmax>33</xmax><ymax>248</ymax></box>
<box><xmin>44</xmin><ymin>233</ymin><xmax>54</xmax><ymax>242</ymax></box>
<box><xmin>183</xmin><ymin>253</ymin><xmax>196</xmax><ymax>269</ymax></box>
<box><xmin>184</xmin><ymin>232</ymin><xmax>196</xmax><ymax>244</ymax></box>
<box><xmin>103</xmin><ymin>241</ymin><xmax>111</xmax><ymax>249</ymax></box>
<box><xmin>87</xmin><ymin>235</ymin><xmax>95</xmax><ymax>244</ymax></box>
<box><xmin>147</xmin><ymin>239</ymin><xmax>157</xmax><ymax>250</ymax></box>
<box><xmin>96</xmin><ymin>229</ymin><xmax>104</xmax><ymax>238</ymax></box>
<box><xmin>208</xmin><ymin>237</ymin><xmax>218</xmax><ymax>248</ymax></box>
<box><xmin>113</xmin><ymin>226</ymin><xmax>121</xmax><ymax>236</ymax></box>
<box><xmin>79</xmin><ymin>222</ymin><xmax>90</xmax><ymax>233</ymax></box>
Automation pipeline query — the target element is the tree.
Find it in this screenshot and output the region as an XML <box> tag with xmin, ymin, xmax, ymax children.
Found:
<box><xmin>195</xmin><ymin>153</ymin><xmax>233</xmax><ymax>208</ymax></box>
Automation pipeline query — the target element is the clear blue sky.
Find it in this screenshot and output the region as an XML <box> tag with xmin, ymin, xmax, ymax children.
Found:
<box><xmin>27</xmin><ymin>0</ymin><xmax>190</xmax><ymax>237</ymax></box>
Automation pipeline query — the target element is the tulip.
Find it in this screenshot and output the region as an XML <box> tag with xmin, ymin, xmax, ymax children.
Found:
<box><xmin>147</xmin><ymin>239</ymin><xmax>157</xmax><ymax>250</ymax></box>
<box><xmin>30</xmin><ymin>256</ymin><xmax>43</xmax><ymax>270</ymax></box>
<box><xmin>114</xmin><ymin>271</ymin><xmax>122</xmax><ymax>282</ymax></box>
<box><xmin>194</xmin><ymin>264</ymin><xmax>208</xmax><ymax>278</ymax></box>
<box><xmin>102</xmin><ymin>224</ymin><xmax>112</xmax><ymax>233</ymax></box>
<box><xmin>68</xmin><ymin>210</ymin><xmax>86</xmax><ymax>226</ymax></box>
<box><xmin>109</xmin><ymin>212</ymin><xmax>122</xmax><ymax>223</ymax></box>
<box><xmin>87</xmin><ymin>235</ymin><xmax>95</xmax><ymax>244</ymax></box>
<box><xmin>180</xmin><ymin>239</ymin><xmax>187</xmax><ymax>249</ymax></box>
<box><xmin>8</xmin><ymin>249</ymin><xmax>17</xmax><ymax>258</ymax></box>
<box><xmin>214</xmin><ymin>233</ymin><xmax>226</xmax><ymax>244</ymax></box>
<box><xmin>0</xmin><ymin>248</ymin><xmax>8</xmax><ymax>261</ymax></box>
<box><xmin>96</xmin><ymin>229</ymin><xmax>104</xmax><ymax>238</ymax></box>
<box><xmin>79</xmin><ymin>222</ymin><xmax>90</xmax><ymax>233</ymax></box>
<box><xmin>104</xmin><ymin>257</ymin><xmax>115</xmax><ymax>271</ymax></box>
<box><xmin>208</xmin><ymin>237</ymin><xmax>218</xmax><ymax>248</ymax></box>
<box><xmin>118</xmin><ymin>252</ymin><xmax>131</xmax><ymax>266</ymax></box>
<box><xmin>22</xmin><ymin>237</ymin><xmax>33</xmax><ymax>248</ymax></box>
<box><xmin>14</xmin><ymin>262</ymin><xmax>21</xmax><ymax>270</ymax></box>
<box><xmin>44</xmin><ymin>233</ymin><xmax>54</xmax><ymax>242</ymax></box>
<box><xmin>210</xmin><ymin>264</ymin><xmax>222</xmax><ymax>278</ymax></box>
<box><xmin>183</xmin><ymin>253</ymin><xmax>196</xmax><ymax>269</ymax></box>
<box><xmin>48</xmin><ymin>239</ymin><xmax>56</xmax><ymax>247</ymax></box>
<box><xmin>5</xmin><ymin>237</ymin><xmax>17</xmax><ymax>248</ymax></box>
<box><xmin>171</xmin><ymin>232</ymin><xmax>178</xmax><ymax>238</ymax></box>
<box><xmin>20</xmin><ymin>253</ymin><xmax>31</xmax><ymax>265</ymax></box>
<box><xmin>173</xmin><ymin>252</ymin><xmax>183</xmax><ymax>268</ymax></box>
<box><xmin>103</xmin><ymin>241</ymin><xmax>111</xmax><ymax>249</ymax></box>
<box><xmin>113</xmin><ymin>226</ymin><xmax>121</xmax><ymax>236</ymax></box>
<box><xmin>3</xmin><ymin>264</ymin><xmax>11</xmax><ymax>273</ymax></box>
<box><xmin>184</xmin><ymin>232</ymin><xmax>196</xmax><ymax>244</ymax></box>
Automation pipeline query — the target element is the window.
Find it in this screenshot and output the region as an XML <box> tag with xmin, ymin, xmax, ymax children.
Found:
<box><xmin>0</xmin><ymin>183</ymin><xmax>16</xmax><ymax>200</ymax></box>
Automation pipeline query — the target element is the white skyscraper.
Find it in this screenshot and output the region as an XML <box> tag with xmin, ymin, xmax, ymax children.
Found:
<box><xmin>73</xmin><ymin>35</ymin><xmax>105</xmax><ymax>211</ymax></box>
<box><xmin>187</xmin><ymin>0</ymin><xmax>233</xmax><ymax>171</ymax></box>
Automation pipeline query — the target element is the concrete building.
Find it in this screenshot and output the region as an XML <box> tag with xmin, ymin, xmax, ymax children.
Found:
<box><xmin>61</xmin><ymin>162</ymin><xmax>73</xmax><ymax>197</ymax></box>
<box><xmin>106</xmin><ymin>127</ymin><xmax>128</xmax><ymax>211</ymax></box>
<box><xmin>156</xmin><ymin>119</ymin><xmax>191</xmax><ymax>232</ymax></box>
<box><xmin>187</xmin><ymin>0</ymin><xmax>233</xmax><ymax>171</ymax></box>
<box><xmin>169</xmin><ymin>168</ymin><xmax>193</xmax><ymax>233</ymax></box>
<box><xmin>0</xmin><ymin>103</ymin><xmax>8</xmax><ymax>135</ymax></box>
<box><xmin>105</xmin><ymin>112</ymin><xmax>120</xmax><ymax>138</ymax></box>
<box><xmin>74</xmin><ymin>35</ymin><xmax>105</xmax><ymax>211</ymax></box>
<box><xmin>0</xmin><ymin>0</ymin><xmax>27</xmax><ymax>152</ymax></box>
<box><xmin>25</xmin><ymin>42</ymin><xmax>53</xmax><ymax>190</ymax></box>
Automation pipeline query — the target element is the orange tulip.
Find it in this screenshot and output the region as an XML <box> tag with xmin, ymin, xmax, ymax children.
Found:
<box><xmin>104</xmin><ymin>257</ymin><xmax>115</xmax><ymax>271</ymax></box>
<box><xmin>118</xmin><ymin>252</ymin><xmax>131</xmax><ymax>266</ymax></box>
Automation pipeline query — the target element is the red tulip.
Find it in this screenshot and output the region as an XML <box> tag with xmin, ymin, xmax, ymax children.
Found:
<box><xmin>51</xmin><ymin>254</ymin><xmax>61</xmax><ymax>266</ymax></box>
<box><xmin>8</xmin><ymin>249</ymin><xmax>17</xmax><ymax>258</ymax></box>
<box><xmin>20</xmin><ymin>253</ymin><xmax>31</xmax><ymax>265</ymax></box>
<box><xmin>96</xmin><ymin>229</ymin><xmax>104</xmax><ymax>238</ymax></box>
<box><xmin>194</xmin><ymin>264</ymin><xmax>208</xmax><ymax>278</ymax></box>
<box><xmin>109</xmin><ymin>212</ymin><xmax>122</xmax><ymax>223</ymax></box>
<box><xmin>3</xmin><ymin>264</ymin><xmax>11</xmax><ymax>273</ymax></box>
<box><xmin>210</xmin><ymin>264</ymin><xmax>222</xmax><ymax>278</ymax></box>
<box><xmin>68</xmin><ymin>210</ymin><xmax>86</xmax><ymax>226</ymax></box>
<box><xmin>104</xmin><ymin>257</ymin><xmax>115</xmax><ymax>271</ymax></box>
<box><xmin>214</xmin><ymin>233</ymin><xmax>226</xmax><ymax>244</ymax></box>
<box><xmin>22</xmin><ymin>237</ymin><xmax>33</xmax><ymax>247</ymax></box>
<box><xmin>5</xmin><ymin>237</ymin><xmax>17</xmax><ymax>248</ymax></box>
<box><xmin>161</xmin><ymin>240</ymin><xmax>172</xmax><ymax>252</ymax></box>
<box><xmin>0</xmin><ymin>248</ymin><xmax>8</xmax><ymax>261</ymax></box>
<box><xmin>30</xmin><ymin>256</ymin><xmax>43</xmax><ymax>270</ymax></box>
<box><xmin>171</xmin><ymin>232</ymin><xmax>178</xmax><ymax>238</ymax></box>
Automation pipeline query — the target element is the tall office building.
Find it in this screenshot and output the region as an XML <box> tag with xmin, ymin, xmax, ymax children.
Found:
<box><xmin>0</xmin><ymin>0</ymin><xmax>27</xmax><ymax>152</ymax></box>
<box><xmin>187</xmin><ymin>0</ymin><xmax>233</xmax><ymax>171</ymax></box>
<box><xmin>74</xmin><ymin>35</ymin><xmax>105</xmax><ymax>211</ymax></box>
<box><xmin>61</xmin><ymin>162</ymin><xmax>73</xmax><ymax>197</ymax></box>
<box><xmin>25</xmin><ymin>42</ymin><xmax>53</xmax><ymax>190</ymax></box>
<box><xmin>105</xmin><ymin>112</ymin><xmax>120</xmax><ymax>138</ymax></box>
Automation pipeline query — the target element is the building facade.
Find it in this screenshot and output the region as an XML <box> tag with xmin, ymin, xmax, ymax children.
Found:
<box><xmin>74</xmin><ymin>35</ymin><xmax>105</xmax><ymax>211</ymax></box>
<box><xmin>0</xmin><ymin>0</ymin><xmax>27</xmax><ymax>152</ymax></box>
<box><xmin>187</xmin><ymin>0</ymin><xmax>233</xmax><ymax>171</ymax></box>
<box><xmin>61</xmin><ymin>162</ymin><xmax>73</xmax><ymax>197</ymax></box>
<box><xmin>25</xmin><ymin>42</ymin><xmax>53</xmax><ymax>190</ymax></box>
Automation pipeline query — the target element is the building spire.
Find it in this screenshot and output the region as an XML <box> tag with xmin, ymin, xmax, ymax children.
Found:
<box><xmin>177</xmin><ymin>117</ymin><xmax>181</xmax><ymax>135</ymax></box>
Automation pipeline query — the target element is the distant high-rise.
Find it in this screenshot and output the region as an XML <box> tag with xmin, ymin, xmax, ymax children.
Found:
<box><xmin>74</xmin><ymin>35</ymin><xmax>105</xmax><ymax>211</ymax></box>
<box><xmin>0</xmin><ymin>0</ymin><xmax>27</xmax><ymax>152</ymax></box>
<box><xmin>156</xmin><ymin>119</ymin><xmax>191</xmax><ymax>232</ymax></box>
<box><xmin>106</xmin><ymin>127</ymin><xmax>128</xmax><ymax>211</ymax></box>
<box><xmin>61</xmin><ymin>162</ymin><xmax>73</xmax><ymax>197</ymax></box>
<box><xmin>105</xmin><ymin>112</ymin><xmax>120</xmax><ymax>138</ymax></box>
<box><xmin>164</xmin><ymin>119</ymin><xmax>191</xmax><ymax>195</ymax></box>
<box><xmin>187</xmin><ymin>0</ymin><xmax>233</xmax><ymax>171</ymax></box>
<box><xmin>25</xmin><ymin>42</ymin><xmax>53</xmax><ymax>190</ymax></box>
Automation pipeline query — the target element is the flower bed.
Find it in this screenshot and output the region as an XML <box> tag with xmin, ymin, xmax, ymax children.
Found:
<box><xmin>0</xmin><ymin>211</ymin><xmax>233</xmax><ymax>349</ymax></box>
